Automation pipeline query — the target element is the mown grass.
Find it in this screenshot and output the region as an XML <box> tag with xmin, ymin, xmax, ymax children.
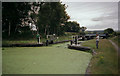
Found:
<box><xmin>82</xmin><ymin>39</ymin><xmax>118</xmax><ymax>74</ymax></box>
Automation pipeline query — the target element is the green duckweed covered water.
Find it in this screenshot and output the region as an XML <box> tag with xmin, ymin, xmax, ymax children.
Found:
<box><xmin>2</xmin><ymin>42</ymin><xmax>92</xmax><ymax>74</ymax></box>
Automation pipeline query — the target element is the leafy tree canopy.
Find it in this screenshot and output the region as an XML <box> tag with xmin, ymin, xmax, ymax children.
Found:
<box><xmin>37</xmin><ymin>2</ymin><xmax>70</xmax><ymax>36</ymax></box>
<box><xmin>104</xmin><ymin>28</ymin><xmax>114</xmax><ymax>34</ymax></box>
<box><xmin>64</xmin><ymin>21</ymin><xmax>80</xmax><ymax>32</ymax></box>
<box><xmin>2</xmin><ymin>2</ymin><xmax>32</xmax><ymax>36</ymax></box>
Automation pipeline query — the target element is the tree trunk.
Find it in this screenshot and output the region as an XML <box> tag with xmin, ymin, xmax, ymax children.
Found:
<box><xmin>45</xmin><ymin>27</ymin><xmax>46</xmax><ymax>35</ymax></box>
<box><xmin>54</xmin><ymin>27</ymin><xmax>55</xmax><ymax>34</ymax></box>
<box><xmin>47</xmin><ymin>27</ymin><xmax>49</xmax><ymax>35</ymax></box>
<box><xmin>8</xmin><ymin>22</ymin><xmax>11</xmax><ymax>36</ymax></box>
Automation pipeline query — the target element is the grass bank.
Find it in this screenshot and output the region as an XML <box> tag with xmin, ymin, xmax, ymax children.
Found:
<box><xmin>110</xmin><ymin>36</ymin><xmax>120</xmax><ymax>47</ymax></box>
<box><xmin>2</xmin><ymin>36</ymin><xmax>72</xmax><ymax>45</ymax></box>
<box><xmin>82</xmin><ymin>39</ymin><xmax>118</xmax><ymax>74</ymax></box>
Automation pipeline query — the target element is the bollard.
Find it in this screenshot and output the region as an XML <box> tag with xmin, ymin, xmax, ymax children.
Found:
<box><xmin>46</xmin><ymin>40</ymin><xmax>49</xmax><ymax>46</ymax></box>
<box><xmin>70</xmin><ymin>40</ymin><xmax>73</xmax><ymax>45</ymax></box>
<box><xmin>51</xmin><ymin>40</ymin><xmax>53</xmax><ymax>44</ymax></box>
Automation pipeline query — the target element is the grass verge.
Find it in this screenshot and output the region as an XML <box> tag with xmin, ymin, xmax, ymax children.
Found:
<box><xmin>2</xmin><ymin>36</ymin><xmax>72</xmax><ymax>45</ymax></box>
<box><xmin>82</xmin><ymin>39</ymin><xmax>118</xmax><ymax>74</ymax></box>
<box><xmin>110</xmin><ymin>36</ymin><xmax>120</xmax><ymax>47</ymax></box>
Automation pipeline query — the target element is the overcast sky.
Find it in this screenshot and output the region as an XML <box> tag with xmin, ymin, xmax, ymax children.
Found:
<box><xmin>62</xmin><ymin>2</ymin><xmax>118</xmax><ymax>31</ymax></box>
<box><xmin>2</xmin><ymin>0</ymin><xmax>118</xmax><ymax>31</ymax></box>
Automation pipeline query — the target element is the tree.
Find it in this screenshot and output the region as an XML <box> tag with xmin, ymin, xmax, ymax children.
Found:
<box><xmin>2</xmin><ymin>2</ymin><xmax>31</xmax><ymax>37</ymax></box>
<box><xmin>64</xmin><ymin>21</ymin><xmax>80</xmax><ymax>32</ymax></box>
<box><xmin>104</xmin><ymin>28</ymin><xmax>114</xmax><ymax>34</ymax></box>
<box><xmin>79</xmin><ymin>26</ymin><xmax>87</xmax><ymax>35</ymax></box>
<box><xmin>37</xmin><ymin>2</ymin><xmax>70</xmax><ymax>36</ymax></box>
<box><xmin>104</xmin><ymin>28</ymin><xmax>115</xmax><ymax>37</ymax></box>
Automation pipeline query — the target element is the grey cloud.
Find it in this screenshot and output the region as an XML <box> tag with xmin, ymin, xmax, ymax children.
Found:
<box><xmin>63</xmin><ymin>2</ymin><xmax>118</xmax><ymax>31</ymax></box>
<box><xmin>92</xmin><ymin>17</ymin><xmax>103</xmax><ymax>21</ymax></box>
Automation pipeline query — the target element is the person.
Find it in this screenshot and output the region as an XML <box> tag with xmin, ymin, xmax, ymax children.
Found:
<box><xmin>96</xmin><ymin>34</ymin><xmax>99</xmax><ymax>49</ymax></box>
<box><xmin>36</xmin><ymin>33</ymin><xmax>40</xmax><ymax>44</ymax></box>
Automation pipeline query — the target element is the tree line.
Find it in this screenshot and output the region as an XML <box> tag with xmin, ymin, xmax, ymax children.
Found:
<box><xmin>2</xmin><ymin>2</ymin><xmax>83</xmax><ymax>39</ymax></box>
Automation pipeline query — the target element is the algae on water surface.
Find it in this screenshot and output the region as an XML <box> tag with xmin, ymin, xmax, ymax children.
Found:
<box><xmin>3</xmin><ymin>43</ymin><xmax>92</xmax><ymax>74</ymax></box>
